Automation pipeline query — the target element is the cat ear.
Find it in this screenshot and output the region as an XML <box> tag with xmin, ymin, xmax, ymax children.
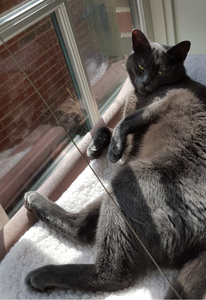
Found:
<box><xmin>167</xmin><ymin>41</ymin><xmax>191</xmax><ymax>61</ymax></box>
<box><xmin>132</xmin><ymin>29</ymin><xmax>151</xmax><ymax>53</ymax></box>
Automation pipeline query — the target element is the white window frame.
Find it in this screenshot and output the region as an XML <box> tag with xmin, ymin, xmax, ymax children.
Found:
<box><xmin>149</xmin><ymin>0</ymin><xmax>176</xmax><ymax>45</ymax></box>
<box><xmin>135</xmin><ymin>0</ymin><xmax>176</xmax><ymax>46</ymax></box>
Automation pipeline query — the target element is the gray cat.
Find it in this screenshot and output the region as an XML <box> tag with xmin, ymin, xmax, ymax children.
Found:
<box><xmin>24</xmin><ymin>29</ymin><xmax>206</xmax><ymax>299</ymax></box>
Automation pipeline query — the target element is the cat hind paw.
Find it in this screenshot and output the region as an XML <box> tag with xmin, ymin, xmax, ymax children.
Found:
<box><xmin>25</xmin><ymin>267</ymin><xmax>50</xmax><ymax>292</ymax></box>
<box><xmin>24</xmin><ymin>191</ymin><xmax>48</xmax><ymax>213</ymax></box>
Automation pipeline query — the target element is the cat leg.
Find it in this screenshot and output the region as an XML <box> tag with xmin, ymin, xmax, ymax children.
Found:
<box><xmin>24</xmin><ymin>191</ymin><xmax>101</xmax><ymax>245</ymax></box>
<box><xmin>165</xmin><ymin>250</ymin><xmax>206</xmax><ymax>299</ymax></box>
<box><xmin>87</xmin><ymin>91</ymin><xmax>139</xmax><ymax>160</ymax></box>
<box><xmin>25</xmin><ymin>262</ymin><xmax>131</xmax><ymax>292</ymax></box>
<box><xmin>108</xmin><ymin>98</ymin><xmax>169</xmax><ymax>162</ymax></box>
<box><xmin>123</xmin><ymin>90</ymin><xmax>139</xmax><ymax>118</ymax></box>
<box><xmin>87</xmin><ymin>126</ymin><xmax>112</xmax><ymax>159</ymax></box>
<box><xmin>25</xmin><ymin>194</ymin><xmax>137</xmax><ymax>293</ymax></box>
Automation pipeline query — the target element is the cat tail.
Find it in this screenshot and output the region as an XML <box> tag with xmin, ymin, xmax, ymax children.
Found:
<box><xmin>165</xmin><ymin>250</ymin><xmax>206</xmax><ymax>299</ymax></box>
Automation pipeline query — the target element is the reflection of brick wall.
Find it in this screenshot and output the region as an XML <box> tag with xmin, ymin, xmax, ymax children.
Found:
<box><xmin>0</xmin><ymin>16</ymin><xmax>76</xmax><ymax>152</ymax></box>
<box><xmin>115</xmin><ymin>0</ymin><xmax>134</xmax><ymax>55</ymax></box>
<box><xmin>116</xmin><ymin>9</ymin><xmax>133</xmax><ymax>33</ymax></box>
<box><xmin>68</xmin><ymin>0</ymin><xmax>93</xmax><ymax>59</ymax></box>
<box><xmin>69</xmin><ymin>0</ymin><xmax>123</xmax><ymax>59</ymax></box>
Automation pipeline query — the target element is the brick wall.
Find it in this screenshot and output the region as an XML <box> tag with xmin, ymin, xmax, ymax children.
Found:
<box><xmin>69</xmin><ymin>0</ymin><xmax>123</xmax><ymax>59</ymax></box>
<box><xmin>68</xmin><ymin>0</ymin><xmax>91</xmax><ymax>57</ymax></box>
<box><xmin>0</xmin><ymin>15</ymin><xmax>78</xmax><ymax>152</ymax></box>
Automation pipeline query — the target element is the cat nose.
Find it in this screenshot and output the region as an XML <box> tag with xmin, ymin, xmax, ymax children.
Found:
<box><xmin>142</xmin><ymin>73</ymin><xmax>150</xmax><ymax>87</ymax></box>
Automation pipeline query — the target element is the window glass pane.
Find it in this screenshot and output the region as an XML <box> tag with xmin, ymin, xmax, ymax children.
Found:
<box><xmin>0</xmin><ymin>0</ymin><xmax>32</xmax><ymax>18</ymax></box>
<box><xmin>68</xmin><ymin>0</ymin><xmax>136</xmax><ymax>114</ymax></box>
<box><xmin>0</xmin><ymin>14</ymin><xmax>90</xmax><ymax>217</ymax></box>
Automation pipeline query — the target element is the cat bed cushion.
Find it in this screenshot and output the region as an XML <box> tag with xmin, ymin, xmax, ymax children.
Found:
<box><xmin>0</xmin><ymin>54</ymin><xmax>205</xmax><ymax>299</ymax></box>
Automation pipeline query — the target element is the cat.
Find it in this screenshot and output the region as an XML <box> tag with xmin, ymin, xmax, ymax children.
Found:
<box><xmin>24</xmin><ymin>29</ymin><xmax>206</xmax><ymax>299</ymax></box>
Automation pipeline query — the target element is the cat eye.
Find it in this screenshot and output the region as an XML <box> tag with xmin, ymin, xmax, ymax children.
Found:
<box><xmin>157</xmin><ymin>70</ymin><xmax>165</xmax><ymax>75</ymax></box>
<box><xmin>137</xmin><ymin>64</ymin><xmax>144</xmax><ymax>71</ymax></box>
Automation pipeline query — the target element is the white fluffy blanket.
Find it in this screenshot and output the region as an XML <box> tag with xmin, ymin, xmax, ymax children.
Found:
<box><xmin>0</xmin><ymin>54</ymin><xmax>205</xmax><ymax>299</ymax></box>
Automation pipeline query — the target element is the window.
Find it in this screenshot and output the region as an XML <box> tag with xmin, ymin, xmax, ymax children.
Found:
<box><xmin>0</xmin><ymin>0</ymin><xmax>33</xmax><ymax>18</ymax></box>
<box><xmin>0</xmin><ymin>0</ymin><xmax>140</xmax><ymax>218</ymax></box>
<box><xmin>67</xmin><ymin>0</ymin><xmax>132</xmax><ymax>114</ymax></box>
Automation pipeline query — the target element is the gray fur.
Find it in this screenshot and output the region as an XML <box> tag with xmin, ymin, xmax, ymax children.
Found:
<box><xmin>24</xmin><ymin>29</ymin><xmax>206</xmax><ymax>298</ymax></box>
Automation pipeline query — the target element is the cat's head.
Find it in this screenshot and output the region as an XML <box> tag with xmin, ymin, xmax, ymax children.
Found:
<box><xmin>126</xmin><ymin>29</ymin><xmax>191</xmax><ymax>95</ymax></box>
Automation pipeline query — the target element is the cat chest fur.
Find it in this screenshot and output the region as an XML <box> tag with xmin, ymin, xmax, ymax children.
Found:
<box><xmin>130</xmin><ymin>88</ymin><xmax>204</xmax><ymax>162</ymax></box>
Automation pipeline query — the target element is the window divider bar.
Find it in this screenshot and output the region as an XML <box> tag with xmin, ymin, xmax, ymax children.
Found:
<box><xmin>55</xmin><ymin>2</ymin><xmax>100</xmax><ymax>128</ymax></box>
<box><xmin>0</xmin><ymin>0</ymin><xmax>59</xmax><ymax>43</ymax></box>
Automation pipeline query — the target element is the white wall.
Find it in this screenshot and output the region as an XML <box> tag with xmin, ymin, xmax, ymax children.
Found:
<box><xmin>173</xmin><ymin>0</ymin><xmax>206</xmax><ymax>54</ymax></box>
<box><xmin>148</xmin><ymin>0</ymin><xmax>206</xmax><ymax>54</ymax></box>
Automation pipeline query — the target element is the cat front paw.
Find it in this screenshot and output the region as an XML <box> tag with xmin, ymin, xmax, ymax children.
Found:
<box><xmin>108</xmin><ymin>141</ymin><xmax>123</xmax><ymax>163</ymax></box>
<box><xmin>108</xmin><ymin>128</ymin><xmax>126</xmax><ymax>163</ymax></box>
<box><xmin>87</xmin><ymin>126</ymin><xmax>112</xmax><ymax>159</ymax></box>
<box><xmin>87</xmin><ymin>142</ymin><xmax>104</xmax><ymax>159</ymax></box>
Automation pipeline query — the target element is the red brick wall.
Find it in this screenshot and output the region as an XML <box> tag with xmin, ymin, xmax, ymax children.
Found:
<box><xmin>0</xmin><ymin>15</ymin><xmax>76</xmax><ymax>152</ymax></box>
<box><xmin>116</xmin><ymin>11</ymin><xmax>133</xmax><ymax>33</ymax></box>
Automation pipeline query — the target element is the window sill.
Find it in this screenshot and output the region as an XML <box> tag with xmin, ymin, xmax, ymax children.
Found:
<box><xmin>0</xmin><ymin>77</ymin><xmax>133</xmax><ymax>262</ymax></box>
